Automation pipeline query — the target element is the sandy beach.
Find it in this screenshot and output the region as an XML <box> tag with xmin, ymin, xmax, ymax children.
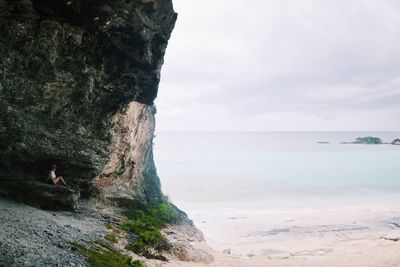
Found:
<box><xmin>170</xmin><ymin>237</ymin><xmax>400</xmax><ymax>267</ymax></box>
<box><xmin>167</xmin><ymin>203</ymin><xmax>400</xmax><ymax>267</ymax></box>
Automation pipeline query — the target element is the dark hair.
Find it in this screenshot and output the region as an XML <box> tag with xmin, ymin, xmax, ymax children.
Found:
<box><xmin>51</xmin><ymin>164</ymin><xmax>57</xmax><ymax>170</ymax></box>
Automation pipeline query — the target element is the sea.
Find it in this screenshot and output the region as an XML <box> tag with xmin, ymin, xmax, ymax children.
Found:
<box><xmin>153</xmin><ymin>132</ymin><xmax>400</xmax><ymax>254</ymax></box>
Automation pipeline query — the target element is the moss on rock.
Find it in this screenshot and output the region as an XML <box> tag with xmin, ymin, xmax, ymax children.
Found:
<box><xmin>71</xmin><ymin>241</ymin><xmax>145</xmax><ymax>267</ymax></box>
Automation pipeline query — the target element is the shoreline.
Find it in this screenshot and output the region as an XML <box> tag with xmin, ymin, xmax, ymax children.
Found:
<box><xmin>1</xmin><ymin>196</ymin><xmax>400</xmax><ymax>267</ymax></box>
<box><xmin>167</xmin><ymin>202</ymin><xmax>400</xmax><ymax>266</ymax></box>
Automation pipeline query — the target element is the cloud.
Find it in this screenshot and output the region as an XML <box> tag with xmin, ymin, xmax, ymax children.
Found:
<box><xmin>156</xmin><ymin>0</ymin><xmax>400</xmax><ymax>131</ymax></box>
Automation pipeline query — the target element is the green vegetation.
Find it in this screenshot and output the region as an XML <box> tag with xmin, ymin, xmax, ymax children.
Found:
<box><xmin>71</xmin><ymin>242</ymin><xmax>145</xmax><ymax>267</ymax></box>
<box><xmin>142</xmin><ymin>165</ymin><xmax>163</xmax><ymax>204</ymax></box>
<box><xmin>75</xmin><ymin>193</ymin><xmax>179</xmax><ymax>264</ymax></box>
<box><xmin>105</xmin><ymin>234</ymin><xmax>119</xmax><ymax>244</ymax></box>
<box><xmin>121</xmin><ymin>202</ymin><xmax>178</xmax><ymax>260</ymax></box>
<box><xmin>105</xmin><ymin>223</ymin><xmax>114</xmax><ymax>230</ymax></box>
<box><xmin>105</xmin><ymin>223</ymin><xmax>122</xmax><ymax>234</ymax></box>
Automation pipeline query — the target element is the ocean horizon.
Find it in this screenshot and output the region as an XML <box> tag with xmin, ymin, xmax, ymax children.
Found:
<box><xmin>154</xmin><ymin>131</ymin><xmax>400</xmax><ymax>254</ymax></box>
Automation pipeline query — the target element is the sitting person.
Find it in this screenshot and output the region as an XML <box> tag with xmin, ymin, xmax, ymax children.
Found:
<box><xmin>48</xmin><ymin>164</ymin><xmax>70</xmax><ymax>187</ymax></box>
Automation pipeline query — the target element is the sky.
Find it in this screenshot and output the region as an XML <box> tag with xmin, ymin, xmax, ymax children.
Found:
<box><xmin>156</xmin><ymin>0</ymin><xmax>400</xmax><ymax>132</ymax></box>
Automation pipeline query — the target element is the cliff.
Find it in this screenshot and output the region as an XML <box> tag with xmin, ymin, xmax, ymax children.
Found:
<box><xmin>0</xmin><ymin>2</ymin><xmax>217</xmax><ymax>266</ymax></box>
<box><xmin>0</xmin><ymin>0</ymin><xmax>177</xmax><ymax>207</ymax></box>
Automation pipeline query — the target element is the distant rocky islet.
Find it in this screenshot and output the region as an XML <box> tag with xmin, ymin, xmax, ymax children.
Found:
<box><xmin>317</xmin><ymin>136</ymin><xmax>400</xmax><ymax>145</ymax></box>
<box><xmin>392</xmin><ymin>139</ymin><xmax>400</xmax><ymax>145</ymax></box>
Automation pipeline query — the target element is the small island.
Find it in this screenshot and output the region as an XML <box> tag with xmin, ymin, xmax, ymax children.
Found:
<box><xmin>341</xmin><ymin>136</ymin><xmax>383</xmax><ymax>145</ymax></box>
<box><xmin>354</xmin><ymin>137</ymin><xmax>383</xmax><ymax>144</ymax></box>
<box><xmin>392</xmin><ymin>139</ymin><xmax>400</xmax><ymax>145</ymax></box>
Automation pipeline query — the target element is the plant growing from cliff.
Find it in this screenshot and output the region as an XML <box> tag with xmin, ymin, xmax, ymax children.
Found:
<box><xmin>121</xmin><ymin>202</ymin><xmax>178</xmax><ymax>260</ymax></box>
<box><xmin>142</xmin><ymin>164</ymin><xmax>164</xmax><ymax>204</ymax></box>
<box><xmin>71</xmin><ymin>241</ymin><xmax>145</xmax><ymax>267</ymax></box>
<box><xmin>105</xmin><ymin>223</ymin><xmax>122</xmax><ymax>234</ymax></box>
<box><xmin>105</xmin><ymin>233</ymin><xmax>119</xmax><ymax>244</ymax></box>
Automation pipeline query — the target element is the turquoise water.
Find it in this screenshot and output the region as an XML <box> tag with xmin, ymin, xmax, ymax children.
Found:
<box><xmin>154</xmin><ymin>132</ymin><xmax>400</xmax><ymax>209</ymax></box>
<box><xmin>154</xmin><ymin>132</ymin><xmax>400</xmax><ymax>250</ymax></box>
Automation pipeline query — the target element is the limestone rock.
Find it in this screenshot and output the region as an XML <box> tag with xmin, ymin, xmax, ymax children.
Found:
<box><xmin>0</xmin><ymin>0</ymin><xmax>177</xmax><ymax>206</ymax></box>
<box><xmin>0</xmin><ymin>178</ymin><xmax>80</xmax><ymax>210</ymax></box>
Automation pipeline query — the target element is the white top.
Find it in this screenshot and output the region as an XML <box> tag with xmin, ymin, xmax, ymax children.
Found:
<box><xmin>48</xmin><ymin>170</ymin><xmax>56</xmax><ymax>179</ymax></box>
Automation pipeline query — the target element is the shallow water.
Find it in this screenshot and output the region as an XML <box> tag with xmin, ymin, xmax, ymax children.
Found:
<box><xmin>154</xmin><ymin>132</ymin><xmax>400</xmax><ymax>253</ymax></box>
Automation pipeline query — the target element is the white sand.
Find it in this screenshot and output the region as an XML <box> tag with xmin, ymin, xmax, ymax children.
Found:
<box><xmin>170</xmin><ymin>238</ymin><xmax>400</xmax><ymax>267</ymax></box>
<box><xmin>166</xmin><ymin>203</ymin><xmax>400</xmax><ymax>267</ymax></box>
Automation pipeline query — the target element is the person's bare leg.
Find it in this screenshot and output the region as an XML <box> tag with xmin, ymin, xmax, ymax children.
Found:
<box><xmin>58</xmin><ymin>176</ymin><xmax>70</xmax><ymax>187</ymax></box>
<box><xmin>52</xmin><ymin>177</ymin><xmax>60</xmax><ymax>185</ymax></box>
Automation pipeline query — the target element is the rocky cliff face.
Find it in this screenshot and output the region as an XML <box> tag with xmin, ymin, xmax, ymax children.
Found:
<box><xmin>0</xmin><ymin>0</ymin><xmax>177</xmax><ymax>206</ymax></box>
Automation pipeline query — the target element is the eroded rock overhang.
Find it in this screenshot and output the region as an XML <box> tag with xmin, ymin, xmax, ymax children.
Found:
<box><xmin>0</xmin><ymin>0</ymin><xmax>177</xmax><ymax>207</ymax></box>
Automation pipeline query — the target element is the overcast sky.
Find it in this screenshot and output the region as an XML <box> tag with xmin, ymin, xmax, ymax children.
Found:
<box><xmin>156</xmin><ymin>0</ymin><xmax>400</xmax><ymax>131</ymax></box>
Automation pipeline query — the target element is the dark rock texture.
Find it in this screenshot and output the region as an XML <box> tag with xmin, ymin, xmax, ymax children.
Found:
<box><xmin>0</xmin><ymin>178</ymin><xmax>80</xmax><ymax>210</ymax></box>
<box><xmin>0</xmin><ymin>0</ymin><xmax>177</xmax><ymax>205</ymax></box>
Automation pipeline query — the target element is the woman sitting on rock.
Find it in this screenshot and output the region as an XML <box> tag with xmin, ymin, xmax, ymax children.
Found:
<box><xmin>48</xmin><ymin>164</ymin><xmax>70</xmax><ymax>187</ymax></box>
